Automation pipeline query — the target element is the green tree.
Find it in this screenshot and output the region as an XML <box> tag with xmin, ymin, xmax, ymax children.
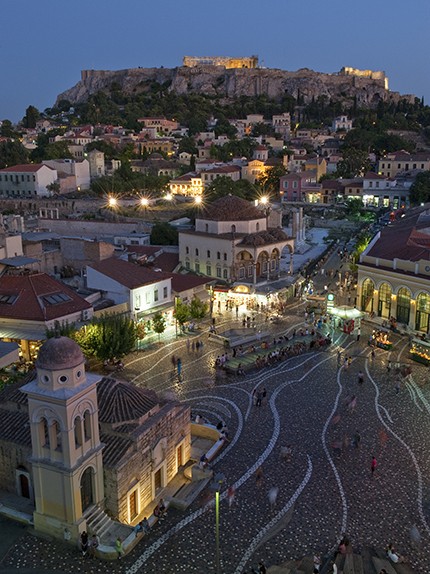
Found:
<box><xmin>0</xmin><ymin>120</ymin><xmax>20</xmax><ymax>138</ymax></box>
<box><xmin>189</xmin><ymin>296</ymin><xmax>208</xmax><ymax>320</ymax></box>
<box><xmin>23</xmin><ymin>105</ymin><xmax>40</xmax><ymax>129</ymax></box>
<box><xmin>257</xmin><ymin>165</ymin><xmax>286</xmax><ymax>194</ymax></box>
<box><xmin>45</xmin><ymin>320</ymin><xmax>77</xmax><ymax>339</ymax></box>
<box><xmin>151</xmin><ymin>312</ymin><xmax>166</xmax><ymax>341</ymax></box>
<box><xmin>178</xmin><ymin>136</ymin><xmax>198</xmax><ymax>155</ymax></box>
<box><xmin>31</xmin><ymin>140</ymin><xmax>72</xmax><ymax>162</ymax></box>
<box><xmin>174</xmin><ymin>300</ymin><xmax>191</xmax><ymax>328</ymax></box>
<box><xmin>410</xmin><ymin>171</ymin><xmax>430</xmax><ymax>205</ymax></box>
<box><xmin>150</xmin><ymin>222</ymin><xmax>178</xmax><ymax>245</ymax></box>
<box><xmin>335</xmin><ymin>148</ymin><xmax>371</xmax><ymax>178</ymax></box>
<box><xmin>0</xmin><ymin>140</ymin><xmax>29</xmax><ymax>169</ymax></box>
<box><xmin>46</xmin><ymin>181</ymin><xmax>60</xmax><ymax>195</ymax></box>
<box><xmin>76</xmin><ymin>313</ymin><xmax>137</xmax><ymax>362</ymax></box>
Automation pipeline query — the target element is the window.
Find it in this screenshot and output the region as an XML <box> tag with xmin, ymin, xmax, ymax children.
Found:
<box><xmin>32</xmin><ymin>175</ymin><xmax>35</xmax><ymax>181</ymax></box>
<box><xmin>41</xmin><ymin>417</ymin><xmax>50</xmax><ymax>447</ymax></box>
<box><xmin>216</xmin><ymin>267</ymin><xmax>221</xmax><ymax>278</ymax></box>
<box><xmin>223</xmin><ymin>253</ymin><xmax>227</xmax><ymax>261</ymax></box>
<box><xmin>185</xmin><ymin>261</ymin><xmax>190</xmax><ymax>270</ymax></box>
<box><xmin>84</xmin><ymin>411</ymin><xmax>91</xmax><ymax>440</ymax></box>
<box><xmin>283</xmin><ymin>181</ymin><xmax>288</xmax><ymax>189</ymax></box>
<box><xmin>195</xmin><ymin>263</ymin><xmax>200</xmax><ymax>273</ymax></box>
<box><xmin>42</xmin><ymin>293</ymin><xmax>71</xmax><ymax>305</ymax></box>
<box><xmin>154</xmin><ymin>289</ymin><xmax>159</xmax><ymax>302</ymax></box>
<box><xmin>53</xmin><ymin>420</ymin><xmax>62</xmax><ymax>451</ymax></box>
<box><xmin>195</xmin><ymin>248</ymin><xmax>199</xmax><ymax>256</ymax></box>
<box><xmin>293</xmin><ymin>181</ymin><xmax>298</xmax><ymax>189</ymax></box>
<box><xmin>21</xmin><ymin>175</ymin><xmax>24</xmax><ymax>181</ymax></box>
<box><xmin>206</xmin><ymin>265</ymin><xmax>211</xmax><ymax>275</ymax></box>
<box><xmin>207</xmin><ymin>250</ymin><xmax>210</xmax><ymax>258</ymax></box>
<box><xmin>27</xmin><ymin>175</ymin><xmax>30</xmax><ymax>182</ymax></box>
<box><xmin>163</xmin><ymin>286</ymin><xmax>168</xmax><ymax>299</ymax></box>
<box><xmin>74</xmin><ymin>417</ymin><xmax>82</xmax><ymax>447</ymax></box>
<box><xmin>239</xmin><ymin>267</ymin><xmax>245</xmax><ymax>279</ymax></box>
<box><xmin>217</xmin><ymin>252</ymin><xmax>220</xmax><ymax>260</ymax></box>
<box><xmin>186</xmin><ymin>246</ymin><xmax>189</xmax><ymax>254</ymax></box>
<box><xmin>223</xmin><ymin>269</ymin><xmax>228</xmax><ymax>279</ymax></box>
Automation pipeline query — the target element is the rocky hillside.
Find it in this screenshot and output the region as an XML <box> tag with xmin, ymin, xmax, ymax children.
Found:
<box><xmin>56</xmin><ymin>65</ymin><xmax>415</xmax><ymax>109</ymax></box>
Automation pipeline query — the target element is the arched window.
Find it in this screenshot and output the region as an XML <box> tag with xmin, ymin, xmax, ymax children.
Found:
<box><xmin>396</xmin><ymin>287</ymin><xmax>411</xmax><ymax>325</ymax></box>
<box><xmin>84</xmin><ymin>411</ymin><xmax>91</xmax><ymax>441</ymax></box>
<box><xmin>361</xmin><ymin>278</ymin><xmax>375</xmax><ymax>313</ymax></box>
<box><xmin>256</xmin><ymin>222</ymin><xmax>260</xmax><ymax>232</ymax></box>
<box><xmin>53</xmin><ymin>420</ymin><xmax>62</xmax><ymax>452</ymax></box>
<box><xmin>378</xmin><ymin>282</ymin><xmax>392</xmax><ymax>319</ymax></box>
<box><xmin>74</xmin><ymin>417</ymin><xmax>82</xmax><ymax>447</ymax></box>
<box><xmin>40</xmin><ymin>417</ymin><xmax>50</xmax><ymax>447</ymax></box>
<box><xmin>416</xmin><ymin>292</ymin><xmax>430</xmax><ymax>332</ymax></box>
<box><xmin>231</xmin><ymin>224</ymin><xmax>236</xmax><ymax>234</ymax></box>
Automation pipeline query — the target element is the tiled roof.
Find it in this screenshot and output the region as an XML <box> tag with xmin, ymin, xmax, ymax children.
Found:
<box><xmin>0</xmin><ymin>273</ymin><xmax>91</xmax><ymax>321</ymax></box>
<box><xmin>0</xmin><ymin>163</ymin><xmax>51</xmax><ymax>173</ymax></box>
<box><xmin>0</xmin><ymin>408</ymin><xmax>31</xmax><ymax>446</ymax></box>
<box><xmin>199</xmin><ymin>195</ymin><xmax>264</xmax><ymax>221</ymax></box>
<box><xmin>171</xmin><ymin>274</ymin><xmax>209</xmax><ymax>293</ymax></box>
<box><xmin>88</xmin><ymin>258</ymin><xmax>171</xmax><ymax>289</ymax></box>
<box><xmin>366</xmin><ymin>207</ymin><xmax>430</xmax><ymax>262</ymax></box>
<box><xmin>100</xmin><ymin>432</ymin><xmax>133</xmax><ymax>468</ymax></box>
<box><xmin>97</xmin><ymin>377</ymin><xmax>158</xmax><ymax>424</ymax></box>
<box><xmin>239</xmin><ymin>228</ymin><xmax>290</xmax><ymax>247</ymax></box>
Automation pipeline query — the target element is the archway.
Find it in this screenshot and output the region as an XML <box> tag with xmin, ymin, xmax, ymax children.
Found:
<box><xmin>396</xmin><ymin>287</ymin><xmax>411</xmax><ymax>325</ymax></box>
<box><xmin>378</xmin><ymin>282</ymin><xmax>392</xmax><ymax>319</ymax></box>
<box><xmin>361</xmin><ymin>278</ymin><xmax>374</xmax><ymax>313</ymax></box>
<box><xmin>80</xmin><ymin>467</ymin><xmax>94</xmax><ymax>512</ymax></box>
<box><xmin>416</xmin><ymin>292</ymin><xmax>430</xmax><ymax>333</ymax></box>
<box><xmin>19</xmin><ymin>473</ymin><xmax>30</xmax><ymax>498</ymax></box>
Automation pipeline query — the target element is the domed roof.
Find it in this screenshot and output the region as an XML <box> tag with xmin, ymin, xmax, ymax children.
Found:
<box><xmin>200</xmin><ymin>195</ymin><xmax>264</xmax><ymax>222</ymax></box>
<box><xmin>97</xmin><ymin>378</ymin><xmax>158</xmax><ymax>424</ymax></box>
<box><xmin>36</xmin><ymin>336</ymin><xmax>85</xmax><ymax>371</ymax></box>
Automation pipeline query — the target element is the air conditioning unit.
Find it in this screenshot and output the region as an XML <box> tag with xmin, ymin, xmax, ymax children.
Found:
<box><xmin>82</xmin><ymin>309</ymin><xmax>91</xmax><ymax>321</ymax></box>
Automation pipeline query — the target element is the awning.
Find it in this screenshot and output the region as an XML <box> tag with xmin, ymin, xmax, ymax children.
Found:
<box><xmin>0</xmin><ymin>325</ymin><xmax>47</xmax><ymax>341</ymax></box>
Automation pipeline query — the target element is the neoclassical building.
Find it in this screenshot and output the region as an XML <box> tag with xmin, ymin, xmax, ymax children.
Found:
<box><xmin>0</xmin><ymin>336</ymin><xmax>190</xmax><ymax>543</ymax></box>
<box><xmin>358</xmin><ymin>205</ymin><xmax>430</xmax><ymax>332</ymax></box>
<box><xmin>179</xmin><ymin>195</ymin><xmax>294</xmax><ymax>284</ymax></box>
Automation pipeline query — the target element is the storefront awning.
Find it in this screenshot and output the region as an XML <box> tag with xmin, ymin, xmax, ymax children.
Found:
<box><xmin>0</xmin><ymin>325</ymin><xmax>47</xmax><ymax>341</ymax></box>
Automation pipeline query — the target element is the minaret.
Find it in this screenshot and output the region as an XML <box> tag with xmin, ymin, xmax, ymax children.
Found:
<box><xmin>22</xmin><ymin>336</ymin><xmax>104</xmax><ymax>542</ymax></box>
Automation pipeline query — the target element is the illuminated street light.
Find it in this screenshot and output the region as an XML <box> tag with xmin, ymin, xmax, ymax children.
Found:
<box><xmin>195</xmin><ymin>196</ymin><xmax>202</xmax><ymax>205</ymax></box>
<box><xmin>140</xmin><ymin>197</ymin><xmax>149</xmax><ymax>207</ymax></box>
<box><xmin>260</xmin><ymin>195</ymin><xmax>268</xmax><ymax>205</ymax></box>
<box><xmin>108</xmin><ymin>196</ymin><xmax>117</xmax><ymax>208</ymax></box>
<box><xmin>165</xmin><ymin>193</ymin><xmax>173</xmax><ymax>201</ymax></box>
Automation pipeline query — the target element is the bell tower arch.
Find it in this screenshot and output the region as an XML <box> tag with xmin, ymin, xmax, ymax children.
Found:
<box><xmin>22</xmin><ymin>336</ymin><xmax>104</xmax><ymax>542</ymax></box>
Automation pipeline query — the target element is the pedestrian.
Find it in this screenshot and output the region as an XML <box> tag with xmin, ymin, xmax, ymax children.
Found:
<box><xmin>371</xmin><ymin>348</ymin><xmax>375</xmax><ymax>359</ymax></box>
<box><xmin>80</xmin><ymin>531</ymin><xmax>89</xmax><ymax>557</ymax></box>
<box><xmin>395</xmin><ymin>380</ymin><xmax>401</xmax><ymax>394</ymax></box>
<box><xmin>268</xmin><ymin>486</ymin><xmax>279</xmax><ymax>512</ymax></box>
<box><xmin>371</xmin><ymin>455</ymin><xmax>377</xmax><ymax>477</ymax></box>
<box><xmin>89</xmin><ymin>533</ymin><xmax>99</xmax><ymax>557</ymax></box>
<box><xmin>352</xmin><ymin>430</ymin><xmax>361</xmax><ymax>448</ymax></box>
<box><xmin>356</xmin><ymin>327</ymin><xmax>361</xmax><ymax>342</ymax></box>
<box><xmin>358</xmin><ymin>370</ymin><xmax>364</xmax><ymax>385</ymax></box>
<box><xmin>348</xmin><ymin>395</ymin><xmax>357</xmax><ymax>414</ymax></box>
<box><xmin>256</xmin><ymin>466</ymin><xmax>264</xmax><ymax>487</ymax></box>
<box><xmin>256</xmin><ymin>391</ymin><xmax>262</xmax><ymax>407</ymax></box>
<box><xmin>115</xmin><ymin>537</ymin><xmax>124</xmax><ymax>560</ymax></box>
<box><xmin>177</xmin><ymin>357</ymin><xmax>182</xmax><ymax>378</ymax></box>
<box><xmin>262</xmin><ymin>387</ymin><xmax>267</xmax><ymax>404</ymax></box>
<box><xmin>227</xmin><ymin>485</ymin><xmax>236</xmax><ymax>508</ymax></box>
<box><xmin>191</xmin><ymin>341</ymin><xmax>195</xmax><ymax>352</ymax></box>
<box><xmin>171</xmin><ymin>355</ymin><xmax>177</xmax><ymax>369</ymax></box>
<box><xmin>313</xmin><ymin>554</ymin><xmax>321</xmax><ymax>573</ymax></box>
<box><xmin>387</xmin><ymin>360</ymin><xmax>392</xmax><ymax>373</ymax></box>
<box><xmin>259</xmin><ymin>560</ymin><xmax>267</xmax><ymax>574</ymax></box>
<box><xmin>347</xmin><ymin>356</ymin><xmax>352</xmax><ymax>368</ymax></box>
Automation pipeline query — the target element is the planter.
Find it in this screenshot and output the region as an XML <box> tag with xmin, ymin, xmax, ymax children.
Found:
<box><xmin>410</xmin><ymin>352</ymin><xmax>430</xmax><ymax>366</ymax></box>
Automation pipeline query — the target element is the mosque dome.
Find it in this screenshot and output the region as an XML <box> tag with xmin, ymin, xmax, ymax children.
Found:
<box><xmin>36</xmin><ymin>336</ymin><xmax>85</xmax><ymax>371</ymax></box>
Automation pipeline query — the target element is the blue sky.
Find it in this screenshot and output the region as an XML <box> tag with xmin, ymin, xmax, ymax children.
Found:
<box><xmin>1</xmin><ymin>0</ymin><xmax>429</xmax><ymax>122</ymax></box>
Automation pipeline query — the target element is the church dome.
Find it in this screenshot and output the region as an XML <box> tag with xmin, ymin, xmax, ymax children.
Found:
<box><xmin>200</xmin><ymin>195</ymin><xmax>264</xmax><ymax>221</ymax></box>
<box><xmin>36</xmin><ymin>336</ymin><xmax>85</xmax><ymax>371</ymax></box>
<box><xmin>97</xmin><ymin>378</ymin><xmax>158</xmax><ymax>424</ymax></box>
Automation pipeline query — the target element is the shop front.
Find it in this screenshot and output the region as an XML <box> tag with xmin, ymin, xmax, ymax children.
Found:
<box><xmin>327</xmin><ymin>305</ymin><xmax>364</xmax><ymax>334</ymax></box>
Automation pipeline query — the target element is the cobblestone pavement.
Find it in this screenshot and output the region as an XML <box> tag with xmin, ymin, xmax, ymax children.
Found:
<box><xmin>3</xmin><ymin>254</ymin><xmax>430</xmax><ymax>573</ymax></box>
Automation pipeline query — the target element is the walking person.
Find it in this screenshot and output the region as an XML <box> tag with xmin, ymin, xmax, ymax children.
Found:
<box><xmin>177</xmin><ymin>357</ymin><xmax>182</xmax><ymax>380</ymax></box>
<box><xmin>89</xmin><ymin>533</ymin><xmax>100</xmax><ymax>558</ymax></box>
<box><xmin>255</xmin><ymin>466</ymin><xmax>264</xmax><ymax>487</ymax></box>
<box><xmin>371</xmin><ymin>455</ymin><xmax>377</xmax><ymax>477</ymax></box>
<box><xmin>352</xmin><ymin>430</ymin><xmax>361</xmax><ymax>448</ymax></box>
<box><xmin>356</xmin><ymin>327</ymin><xmax>361</xmax><ymax>342</ymax></box>
<box><xmin>268</xmin><ymin>486</ymin><xmax>279</xmax><ymax>513</ymax></box>
<box><xmin>227</xmin><ymin>485</ymin><xmax>236</xmax><ymax>508</ymax></box>
<box><xmin>358</xmin><ymin>370</ymin><xmax>364</xmax><ymax>385</ymax></box>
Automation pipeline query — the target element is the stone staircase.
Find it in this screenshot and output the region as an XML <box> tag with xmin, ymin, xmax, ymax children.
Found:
<box><xmin>267</xmin><ymin>547</ymin><xmax>418</xmax><ymax>574</ymax></box>
<box><xmin>84</xmin><ymin>505</ymin><xmax>123</xmax><ymax>543</ymax></box>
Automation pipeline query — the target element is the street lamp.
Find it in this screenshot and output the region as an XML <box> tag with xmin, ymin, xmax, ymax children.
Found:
<box><xmin>108</xmin><ymin>196</ymin><xmax>117</xmax><ymax>208</ymax></box>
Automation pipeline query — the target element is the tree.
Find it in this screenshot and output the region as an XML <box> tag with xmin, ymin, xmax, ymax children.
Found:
<box><xmin>150</xmin><ymin>222</ymin><xmax>178</xmax><ymax>245</ymax></box>
<box><xmin>31</xmin><ymin>140</ymin><xmax>73</xmax><ymax>162</ymax></box>
<box><xmin>174</xmin><ymin>300</ymin><xmax>191</xmax><ymax>328</ymax></box>
<box><xmin>45</xmin><ymin>320</ymin><xmax>77</xmax><ymax>339</ymax></box>
<box><xmin>410</xmin><ymin>171</ymin><xmax>430</xmax><ymax>205</ymax></box>
<box><xmin>0</xmin><ymin>140</ymin><xmax>28</xmax><ymax>169</ymax></box>
<box><xmin>335</xmin><ymin>148</ymin><xmax>371</xmax><ymax>178</ymax></box>
<box><xmin>0</xmin><ymin>120</ymin><xmax>20</xmax><ymax>138</ymax></box>
<box><xmin>75</xmin><ymin>313</ymin><xmax>137</xmax><ymax>362</ymax></box>
<box><xmin>46</xmin><ymin>181</ymin><xmax>60</xmax><ymax>195</ymax></box>
<box><xmin>23</xmin><ymin>105</ymin><xmax>40</xmax><ymax>129</ymax></box>
<box><xmin>151</xmin><ymin>312</ymin><xmax>166</xmax><ymax>342</ymax></box>
<box><xmin>189</xmin><ymin>297</ymin><xmax>208</xmax><ymax>321</ymax></box>
<box><xmin>257</xmin><ymin>165</ymin><xmax>286</xmax><ymax>195</ymax></box>
<box><xmin>178</xmin><ymin>136</ymin><xmax>198</xmax><ymax>155</ymax></box>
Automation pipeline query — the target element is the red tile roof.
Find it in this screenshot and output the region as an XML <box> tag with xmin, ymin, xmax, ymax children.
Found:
<box><xmin>0</xmin><ymin>163</ymin><xmax>52</xmax><ymax>173</ymax></box>
<box><xmin>170</xmin><ymin>274</ymin><xmax>209</xmax><ymax>293</ymax></box>
<box><xmin>88</xmin><ymin>258</ymin><xmax>171</xmax><ymax>288</ymax></box>
<box><xmin>0</xmin><ymin>273</ymin><xmax>91</xmax><ymax>321</ymax></box>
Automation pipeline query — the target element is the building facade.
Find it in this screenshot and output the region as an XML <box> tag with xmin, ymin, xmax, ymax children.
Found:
<box><xmin>0</xmin><ymin>164</ymin><xmax>57</xmax><ymax>198</ymax></box>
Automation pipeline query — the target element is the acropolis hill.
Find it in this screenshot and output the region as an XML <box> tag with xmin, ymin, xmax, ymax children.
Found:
<box><xmin>56</xmin><ymin>60</ymin><xmax>415</xmax><ymax>108</ymax></box>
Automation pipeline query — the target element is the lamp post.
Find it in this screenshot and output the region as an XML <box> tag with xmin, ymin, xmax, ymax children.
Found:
<box><xmin>212</xmin><ymin>472</ymin><xmax>224</xmax><ymax>574</ymax></box>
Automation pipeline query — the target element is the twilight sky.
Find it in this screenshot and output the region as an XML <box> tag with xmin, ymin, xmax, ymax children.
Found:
<box><xmin>1</xmin><ymin>0</ymin><xmax>429</xmax><ymax>122</ymax></box>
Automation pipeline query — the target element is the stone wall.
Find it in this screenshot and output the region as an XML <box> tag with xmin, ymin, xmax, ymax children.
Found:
<box><xmin>0</xmin><ymin>440</ymin><xmax>32</xmax><ymax>493</ymax></box>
